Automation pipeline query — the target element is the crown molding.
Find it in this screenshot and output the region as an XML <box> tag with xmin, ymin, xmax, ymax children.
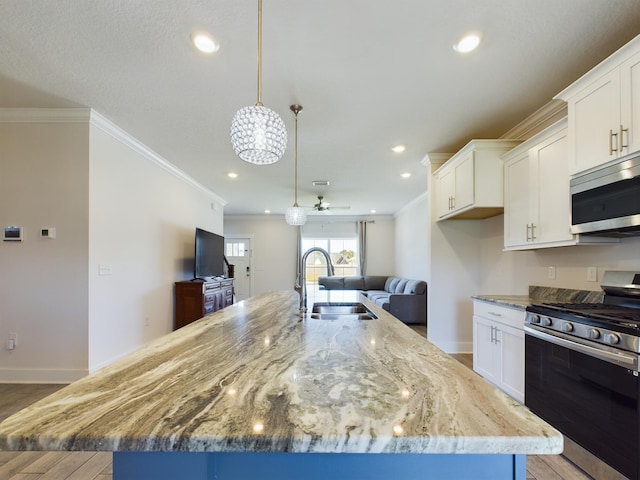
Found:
<box><xmin>88</xmin><ymin>110</ymin><xmax>225</xmax><ymax>206</ymax></box>
<box><xmin>500</xmin><ymin>99</ymin><xmax>567</xmax><ymax>141</ymax></box>
<box><xmin>0</xmin><ymin>107</ymin><xmax>226</xmax><ymax>205</ymax></box>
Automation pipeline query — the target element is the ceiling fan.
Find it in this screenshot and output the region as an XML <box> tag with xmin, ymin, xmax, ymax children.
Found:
<box><xmin>309</xmin><ymin>195</ymin><xmax>350</xmax><ymax>213</ymax></box>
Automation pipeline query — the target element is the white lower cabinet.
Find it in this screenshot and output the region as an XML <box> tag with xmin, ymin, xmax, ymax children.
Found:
<box><xmin>472</xmin><ymin>300</ymin><xmax>524</xmax><ymax>403</ymax></box>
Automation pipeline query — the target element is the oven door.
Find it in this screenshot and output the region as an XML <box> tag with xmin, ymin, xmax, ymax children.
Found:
<box><xmin>525</xmin><ymin>326</ymin><xmax>639</xmax><ymax>480</ymax></box>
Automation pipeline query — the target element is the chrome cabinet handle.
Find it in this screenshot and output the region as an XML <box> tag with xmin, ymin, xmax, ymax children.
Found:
<box><xmin>530</xmin><ymin>223</ymin><xmax>537</xmax><ymax>241</ymax></box>
<box><xmin>526</xmin><ymin>223</ymin><xmax>532</xmax><ymax>242</ymax></box>
<box><xmin>609</xmin><ymin>129</ymin><xmax>618</xmax><ymax>155</ymax></box>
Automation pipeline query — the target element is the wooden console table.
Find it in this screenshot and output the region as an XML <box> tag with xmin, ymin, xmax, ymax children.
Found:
<box><xmin>174</xmin><ymin>278</ymin><xmax>234</xmax><ymax>329</ymax></box>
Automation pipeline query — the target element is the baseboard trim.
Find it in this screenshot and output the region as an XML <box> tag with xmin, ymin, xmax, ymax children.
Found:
<box><xmin>0</xmin><ymin>368</ymin><xmax>87</xmax><ymax>384</ymax></box>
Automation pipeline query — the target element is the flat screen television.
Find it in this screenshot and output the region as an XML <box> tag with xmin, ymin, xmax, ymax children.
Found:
<box><xmin>194</xmin><ymin>227</ymin><xmax>225</xmax><ymax>279</ymax></box>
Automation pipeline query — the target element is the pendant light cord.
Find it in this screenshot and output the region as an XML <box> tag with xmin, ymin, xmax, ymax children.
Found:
<box><xmin>256</xmin><ymin>0</ymin><xmax>263</xmax><ymax>106</ymax></box>
<box><xmin>294</xmin><ymin>110</ymin><xmax>299</xmax><ymax>206</ymax></box>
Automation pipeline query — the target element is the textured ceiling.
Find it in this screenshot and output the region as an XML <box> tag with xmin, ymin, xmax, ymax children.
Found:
<box><xmin>1</xmin><ymin>1</ymin><xmax>640</xmax><ymax>216</ymax></box>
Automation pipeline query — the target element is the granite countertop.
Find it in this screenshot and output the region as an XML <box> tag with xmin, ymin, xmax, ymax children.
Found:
<box><xmin>0</xmin><ymin>290</ymin><xmax>562</xmax><ymax>455</ymax></box>
<box><xmin>473</xmin><ymin>286</ymin><xmax>604</xmax><ymax>310</ymax></box>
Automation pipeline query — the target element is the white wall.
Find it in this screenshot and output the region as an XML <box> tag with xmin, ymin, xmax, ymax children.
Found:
<box><xmin>224</xmin><ymin>216</ymin><xmax>298</xmax><ymax>295</ymax></box>
<box><xmin>87</xmin><ymin>116</ymin><xmax>224</xmax><ymax>371</ymax></box>
<box><xmin>479</xmin><ymin>214</ymin><xmax>640</xmax><ymax>294</ymax></box>
<box><xmin>394</xmin><ymin>193</ymin><xmax>428</xmax><ymax>281</ymax></box>
<box><xmin>0</xmin><ymin>117</ymin><xmax>90</xmax><ymax>382</ymax></box>
<box><xmin>223</xmin><ymin>215</ymin><xmax>396</xmax><ymax>296</ymax></box>
<box><xmin>0</xmin><ymin>109</ymin><xmax>225</xmax><ymax>382</ymax></box>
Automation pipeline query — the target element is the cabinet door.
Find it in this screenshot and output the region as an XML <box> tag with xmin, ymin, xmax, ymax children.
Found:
<box><xmin>533</xmin><ymin>129</ymin><xmax>572</xmax><ymax>245</ymax></box>
<box><xmin>568</xmin><ymin>69</ymin><xmax>621</xmax><ymax>174</ymax></box>
<box><xmin>503</xmin><ymin>152</ymin><xmax>531</xmax><ymax>248</ymax></box>
<box><xmin>453</xmin><ymin>151</ymin><xmax>474</xmax><ymax>212</ymax></box>
<box><xmin>495</xmin><ymin>324</ymin><xmax>524</xmax><ymax>404</ymax></box>
<box><xmin>473</xmin><ymin>315</ymin><xmax>497</xmax><ymax>384</ymax></box>
<box><xmin>621</xmin><ymin>50</ymin><xmax>640</xmax><ymax>155</ymax></box>
<box><xmin>436</xmin><ymin>167</ymin><xmax>455</xmax><ymax>218</ymax></box>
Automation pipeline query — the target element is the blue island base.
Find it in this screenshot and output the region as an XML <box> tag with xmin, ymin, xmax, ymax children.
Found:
<box><xmin>113</xmin><ymin>451</ymin><xmax>526</xmax><ymax>480</ymax></box>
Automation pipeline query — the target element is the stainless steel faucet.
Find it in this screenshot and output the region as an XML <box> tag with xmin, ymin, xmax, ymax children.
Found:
<box><xmin>299</xmin><ymin>247</ymin><xmax>335</xmax><ymax>316</ymax></box>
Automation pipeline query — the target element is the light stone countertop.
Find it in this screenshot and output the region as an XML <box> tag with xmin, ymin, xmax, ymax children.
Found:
<box><xmin>0</xmin><ymin>290</ymin><xmax>562</xmax><ymax>455</ymax></box>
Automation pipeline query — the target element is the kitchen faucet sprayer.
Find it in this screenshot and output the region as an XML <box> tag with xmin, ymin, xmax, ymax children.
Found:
<box><xmin>299</xmin><ymin>247</ymin><xmax>334</xmax><ymax>317</ymax></box>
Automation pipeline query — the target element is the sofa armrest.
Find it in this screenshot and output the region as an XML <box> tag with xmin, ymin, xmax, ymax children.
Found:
<box><xmin>388</xmin><ymin>293</ymin><xmax>427</xmax><ymax>325</ymax></box>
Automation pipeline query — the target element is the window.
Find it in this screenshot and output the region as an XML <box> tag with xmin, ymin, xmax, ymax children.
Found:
<box><xmin>226</xmin><ymin>242</ymin><xmax>246</xmax><ymax>257</ymax></box>
<box><xmin>301</xmin><ymin>237</ymin><xmax>358</xmax><ymax>284</ymax></box>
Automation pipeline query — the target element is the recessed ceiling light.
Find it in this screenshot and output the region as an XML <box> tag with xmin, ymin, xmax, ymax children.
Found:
<box><xmin>370</xmin><ymin>209</ymin><xmax>377</xmax><ymax>214</ymax></box>
<box><xmin>401</xmin><ymin>172</ymin><xmax>411</xmax><ymax>178</ymax></box>
<box><xmin>391</xmin><ymin>145</ymin><xmax>406</xmax><ymax>153</ymax></box>
<box><xmin>191</xmin><ymin>32</ymin><xmax>220</xmax><ymax>53</ymax></box>
<box><xmin>264</xmin><ymin>210</ymin><xmax>271</xmax><ymax>214</ymax></box>
<box><xmin>453</xmin><ymin>33</ymin><xmax>481</xmax><ymax>53</ymax></box>
<box><xmin>227</xmin><ymin>172</ymin><xmax>238</xmax><ymax>179</ymax></box>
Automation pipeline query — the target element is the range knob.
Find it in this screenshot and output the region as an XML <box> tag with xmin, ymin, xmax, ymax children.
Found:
<box><xmin>540</xmin><ymin>316</ymin><xmax>552</xmax><ymax>327</ymax></box>
<box><xmin>588</xmin><ymin>328</ymin><xmax>601</xmax><ymax>340</ymax></box>
<box><xmin>604</xmin><ymin>333</ymin><xmax>621</xmax><ymax>345</ymax></box>
<box><xmin>530</xmin><ymin>314</ymin><xmax>541</xmax><ymax>324</ymax></box>
<box><xmin>561</xmin><ymin>322</ymin><xmax>574</xmax><ymax>333</ymax></box>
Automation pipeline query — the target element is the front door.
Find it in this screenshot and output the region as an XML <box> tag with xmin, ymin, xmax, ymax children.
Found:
<box><xmin>224</xmin><ymin>237</ymin><xmax>252</xmax><ymax>301</ymax></box>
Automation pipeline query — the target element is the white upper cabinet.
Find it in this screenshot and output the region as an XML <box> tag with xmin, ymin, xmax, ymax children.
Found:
<box><xmin>503</xmin><ymin>118</ymin><xmax>617</xmax><ymax>250</ymax></box>
<box><xmin>555</xmin><ymin>35</ymin><xmax>640</xmax><ymax>175</ymax></box>
<box><xmin>434</xmin><ymin>139</ymin><xmax>521</xmax><ymax>221</ymax></box>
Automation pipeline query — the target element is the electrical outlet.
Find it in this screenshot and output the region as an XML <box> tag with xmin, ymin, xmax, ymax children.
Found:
<box><xmin>587</xmin><ymin>267</ymin><xmax>597</xmax><ymax>282</ymax></box>
<box><xmin>548</xmin><ymin>266</ymin><xmax>556</xmax><ymax>280</ymax></box>
<box><xmin>6</xmin><ymin>333</ymin><xmax>17</xmax><ymax>350</ymax></box>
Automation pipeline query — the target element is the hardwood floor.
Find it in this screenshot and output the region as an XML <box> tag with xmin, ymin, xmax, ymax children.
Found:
<box><xmin>0</xmin><ymin>354</ymin><xmax>595</xmax><ymax>480</ymax></box>
<box><xmin>0</xmin><ymin>384</ymin><xmax>112</xmax><ymax>480</ymax></box>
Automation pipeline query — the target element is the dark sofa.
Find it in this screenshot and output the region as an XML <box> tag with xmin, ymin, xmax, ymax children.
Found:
<box><xmin>317</xmin><ymin>275</ymin><xmax>427</xmax><ymax>325</ymax></box>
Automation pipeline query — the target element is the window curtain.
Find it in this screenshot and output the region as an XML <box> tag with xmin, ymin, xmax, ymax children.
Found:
<box><xmin>357</xmin><ymin>220</ymin><xmax>367</xmax><ymax>275</ymax></box>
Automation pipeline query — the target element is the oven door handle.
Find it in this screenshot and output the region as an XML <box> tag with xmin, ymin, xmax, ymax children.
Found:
<box><xmin>525</xmin><ymin>325</ymin><xmax>639</xmax><ymax>371</ymax></box>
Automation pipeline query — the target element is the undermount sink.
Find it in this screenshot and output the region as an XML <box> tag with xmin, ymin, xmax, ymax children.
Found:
<box><xmin>309</xmin><ymin>303</ymin><xmax>377</xmax><ymax>320</ymax></box>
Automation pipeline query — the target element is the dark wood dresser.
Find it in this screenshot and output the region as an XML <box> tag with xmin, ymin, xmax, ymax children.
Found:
<box><xmin>174</xmin><ymin>278</ymin><xmax>234</xmax><ymax>330</ymax></box>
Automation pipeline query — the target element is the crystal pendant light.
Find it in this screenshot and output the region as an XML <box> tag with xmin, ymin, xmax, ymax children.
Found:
<box><xmin>230</xmin><ymin>0</ymin><xmax>287</xmax><ymax>165</ymax></box>
<box><xmin>285</xmin><ymin>104</ymin><xmax>307</xmax><ymax>226</ymax></box>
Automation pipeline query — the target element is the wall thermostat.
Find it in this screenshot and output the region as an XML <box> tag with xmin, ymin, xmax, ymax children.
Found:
<box><xmin>3</xmin><ymin>226</ymin><xmax>23</xmax><ymax>242</ymax></box>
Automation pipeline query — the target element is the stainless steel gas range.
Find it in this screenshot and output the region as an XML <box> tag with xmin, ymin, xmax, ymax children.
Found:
<box><xmin>525</xmin><ymin>271</ymin><xmax>640</xmax><ymax>480</ymax></box>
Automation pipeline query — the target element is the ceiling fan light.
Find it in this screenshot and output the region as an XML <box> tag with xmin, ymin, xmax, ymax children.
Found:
<box><xmin>285</xmin><ymin>206</ymin><xmax>307</xmax><ymax>226</ymax></box>
<box><xmin>230</xmin><ymin>105</ymin><xmax>287</xmax><ymax>165</ymax></box>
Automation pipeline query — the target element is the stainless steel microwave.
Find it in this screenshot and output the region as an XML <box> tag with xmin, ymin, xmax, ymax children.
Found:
<box><xmin>570</xmin><ymin>150</ymin><xmax>640</xmax><ymax>237</ymax></box>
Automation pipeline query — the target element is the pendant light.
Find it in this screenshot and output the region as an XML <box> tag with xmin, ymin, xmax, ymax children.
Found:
<box><xmin>230</xmin><ymin>0</ymin><xmax>287</xmax><ymax>165</ymax></box>
<box><xmin>285</xmin><ymin>104</ymin><xmax>307</xmax><ymax>226</ymax></box>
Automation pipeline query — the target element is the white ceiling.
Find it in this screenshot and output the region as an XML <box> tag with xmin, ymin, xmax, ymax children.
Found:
<box><xmin>1</xmin><ymin>1</ymin><xmax>640</xmax><ymax>217</ymax></box>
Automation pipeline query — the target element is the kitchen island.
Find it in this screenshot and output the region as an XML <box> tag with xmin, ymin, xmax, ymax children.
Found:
<box><xmin>0</xmin><ymin>291</ymin><xmax>562</xmax><ymax>479</ymax></box>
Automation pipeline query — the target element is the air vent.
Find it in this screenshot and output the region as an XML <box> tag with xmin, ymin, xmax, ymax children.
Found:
<box><xmin>312</xmin><ymin>180</ymin><xmax>330</xmax><ymax>186</ymax></box>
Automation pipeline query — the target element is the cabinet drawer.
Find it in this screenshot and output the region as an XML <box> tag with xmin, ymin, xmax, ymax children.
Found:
<box><xmin>473</xmin><ymin>300</ymin><xmax>524</xmax><ymax>330</ymax></box>
<box><xmin>204</xmin><ymin>292</ymin><xmax>216</xmax><ymax>303</ymax></box>
<box><xmin>204</xmin><ymin>304</ymin><xmax>215</xmax><ymax>315</ymax></box>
